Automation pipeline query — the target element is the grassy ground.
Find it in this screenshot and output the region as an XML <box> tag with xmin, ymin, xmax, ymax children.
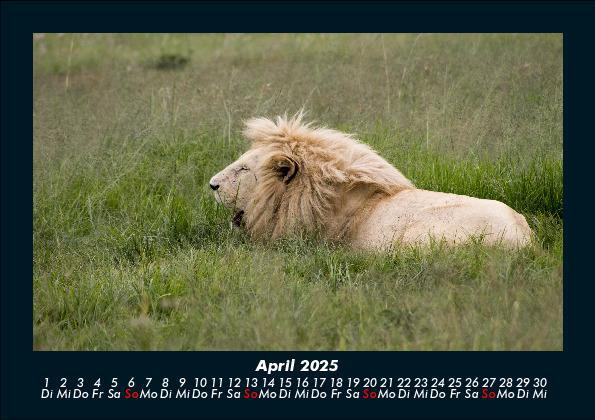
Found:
<box><xmin>33</xmin><ymin>34</ymin><xmax>563</xmax><ymax>350</ymax></box>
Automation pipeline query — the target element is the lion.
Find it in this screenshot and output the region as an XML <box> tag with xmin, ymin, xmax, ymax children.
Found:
<box><xmin>209</xmin><ymin>113</ymin><xmax>532</xmax><ymax>250</ymax></box>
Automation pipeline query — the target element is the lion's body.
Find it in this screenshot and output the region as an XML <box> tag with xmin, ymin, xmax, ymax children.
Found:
<box><xmin>352</xmin><ymin>189</ymin><xmax>531</xmax><ymax>249</ymax></box>
<box><xmin>209</xmin><ymin>114</ymin><xmax>532</xmax><ymax>250</ymax></box>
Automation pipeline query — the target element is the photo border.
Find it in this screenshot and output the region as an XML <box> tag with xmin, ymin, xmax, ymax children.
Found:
<box><xmin>2</xmin><ymin>1</ymin><xmax>592</xmax><ymax>418</ymax></box>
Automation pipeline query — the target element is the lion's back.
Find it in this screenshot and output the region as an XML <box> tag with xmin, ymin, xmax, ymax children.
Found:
<box><xmin>351</xmin><ymin>189</ymin><xmax>532</xmax><ymax>250</ymax></box>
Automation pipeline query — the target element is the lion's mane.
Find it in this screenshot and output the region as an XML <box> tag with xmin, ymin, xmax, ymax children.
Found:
<box><xmin>243</xmin><ymin>113</ymin><xmax>414</xmax><ymax>241</ymax></box>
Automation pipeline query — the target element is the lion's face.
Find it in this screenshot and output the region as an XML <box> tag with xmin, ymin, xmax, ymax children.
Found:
<box><xmin>209</xmin><ymin>114</ymin><xmax>412</xmax><ymax>239</ymax></box>
<box><xmin>209</xmin><ymin>149</ymin><xmax>262</xmax><ymax>222</ymax></box>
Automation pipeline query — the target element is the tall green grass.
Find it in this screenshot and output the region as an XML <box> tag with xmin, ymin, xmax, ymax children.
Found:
<box><xmin>33</xmin><ymin>34</ymin><xmax>562</xmax><ymax>350</ymax></box>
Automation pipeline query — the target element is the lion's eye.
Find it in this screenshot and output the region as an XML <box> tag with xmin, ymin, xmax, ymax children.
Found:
<box><xmin>238</xmin><ymin>166</ymin><xmax>249</xmax><ymax>172</ymax></box>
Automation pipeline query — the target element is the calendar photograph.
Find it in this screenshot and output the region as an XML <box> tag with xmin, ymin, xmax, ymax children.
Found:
<box><xmin>33</xmin><ymin>33</ymin><xmax>562</xmax><ymax>351</ymax></box>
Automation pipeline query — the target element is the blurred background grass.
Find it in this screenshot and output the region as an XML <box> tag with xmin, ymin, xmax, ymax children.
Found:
<box><xmin>33</xmin><ymin>34</ymin><xmax>562</xmax><ymax>350</ymax></box>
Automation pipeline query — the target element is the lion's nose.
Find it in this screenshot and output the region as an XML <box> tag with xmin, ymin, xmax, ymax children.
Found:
<box><xmin>209</xmin><ymin>182</ymin><xmax>219</xmax><ymax>191</ymax></box>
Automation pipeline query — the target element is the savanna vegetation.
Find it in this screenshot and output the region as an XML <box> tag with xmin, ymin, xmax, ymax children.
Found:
<box><xmin>33</xmin><ymin>34</ymin><xmax>562</xmax><ymax>350</ymax></box>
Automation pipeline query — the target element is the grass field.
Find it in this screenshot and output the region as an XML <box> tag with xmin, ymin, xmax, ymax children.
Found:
<box><xmin>33</xmin><ymin>34</ymin><xmax>563</xmax><ymax>350</ymax></box>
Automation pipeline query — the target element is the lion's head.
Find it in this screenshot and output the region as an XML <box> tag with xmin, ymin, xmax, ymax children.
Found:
<box><xmin>209</xmin><ymin>113</ymin><xmax>414</xmax><ymax>241</ymax></box>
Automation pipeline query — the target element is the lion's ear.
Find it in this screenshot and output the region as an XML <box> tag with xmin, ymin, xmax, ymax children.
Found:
<box><xmin>272</xmin><ymin>154</ymin><xmax>299</xmax><ymax>184</ymax></box>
